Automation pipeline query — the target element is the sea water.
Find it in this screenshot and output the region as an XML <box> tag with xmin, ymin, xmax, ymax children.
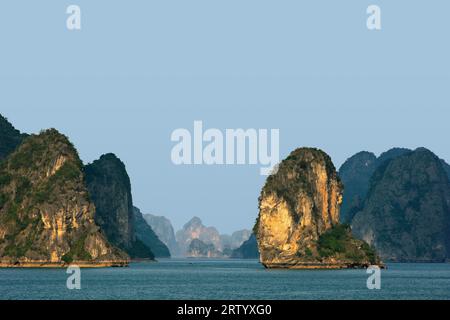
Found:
<box><xmin>0</xmin><ymin>259</ymin><xmax>449</xmax><ymax>300</ymax></box>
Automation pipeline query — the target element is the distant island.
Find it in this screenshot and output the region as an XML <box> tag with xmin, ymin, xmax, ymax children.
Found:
<box><xmin>144</xmin><ymin>215</ymin><xmax>251</xmax><ymax>258</ymax></box>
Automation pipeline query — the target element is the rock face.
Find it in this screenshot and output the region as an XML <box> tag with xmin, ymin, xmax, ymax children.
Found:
<box><xmin>0</xmin><ymin>130</ymin><xmax>127</xmax><ymax>267</ymax></box>
<box><xmin>143</xmin><ymin>213</ymin><xmax>179</xmax><ymax>257</ymax></box>
<box><xmin>376</xmin><ymin>148</ymin><xmax>411</xmax><ymax>165</ymax></box>
<box><xmin>338</xmin><ymin>151</ymin><xmax>377</xmax><ymax>223</ymax></box>
<box><xmin>133</xmin><ymin>207</ymin><xmax>170</xmax><ymax>258</ymax></box>
<box><xmin>351</xmin><ymin>148</ymin><xmax>450</xmax><ymax>262</ymax></box>
<box><xmin>338</xmin><ymin>148</ymin><xmax>412</xmax><ymax>223</ymax></box>
<box><xmin>441</xmin><ymin>159</ymin><xmax>450</xmax><ymax>180</ymax></box>
<box><xmin>187</xmin><ymin>239</ymin><xmax>222</xmax><ymax>258</ymax></box>
<box><xmin>84</xmin><ymin>153</ymin><xmax>154</xmax><ymax>259</ymax></box>
<box><xmin>176</xmin><ymin>217</ymin><xmax>222</xmax><ymax>256</ymax></box>
<box><xmin>255</xmin><ymin>148</ymin><xmax>380</xmax><ymax>269</ymax></box>
<box><xmin>231</xmin><ymin>234</ymin><xmax>259</xmax><ymax>259</ymax></box>
<box><xmin>0</xmin><ymin>115</ymin><xmax>27</xmax><ymax>161</ymax></box>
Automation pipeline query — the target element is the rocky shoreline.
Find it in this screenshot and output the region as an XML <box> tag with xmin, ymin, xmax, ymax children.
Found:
<box><xmin>0</xmin><ymin>260</ymin><xmax>129</xmax><ymax>268</ymax></box>
<box><xmin>262</xmin><ymin>262</ymin><xmax>386</xmax><ymax>269</ymax></box>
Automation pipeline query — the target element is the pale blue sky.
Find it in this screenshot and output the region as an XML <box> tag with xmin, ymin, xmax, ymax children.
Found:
<box><xmin>1</xmin><ymin>1</ymin><xmax>449</xmax><ymax>233</ymax></box>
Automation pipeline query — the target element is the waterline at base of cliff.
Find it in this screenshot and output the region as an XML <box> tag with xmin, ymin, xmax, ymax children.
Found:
<box><xmin>0</xmin><ymin>259</ymin><xmax>448</xmax><ymax>299</ymax></box>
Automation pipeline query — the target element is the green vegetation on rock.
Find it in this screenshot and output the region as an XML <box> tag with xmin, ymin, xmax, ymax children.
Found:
<box><xmin>317</xmin><ymin>224</ymin><xmax>378</xmax><ymax>264</ymax></box>
<box><xmin>85</xmin><ymin>153</ymin><xmax>167</xmax><ymax>260</ymax></box>
<box><xmin>255</xmin><ymin>147</ymin><xmax>381</xmax><ymax>268</ymax></box>
<box><xmin>351</xmin><ymin>148</ymin><xmax>450</xmax><ymax>262</ymax></box>
<box><xmin>0</xmin><ymin>128</ymin><xmax>128</xmax><ymax>266</ymax></box>
<box><xmin>0</xmin><ymin>115</ymin><xmax>28</xmax><ymax>162</ymax></box>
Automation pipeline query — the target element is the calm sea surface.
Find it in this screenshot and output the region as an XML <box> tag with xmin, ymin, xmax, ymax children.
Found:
<box><xmin>0</xmin><ymin>259</ymin><xmax>449</xmax><ymax>300</ymax></box>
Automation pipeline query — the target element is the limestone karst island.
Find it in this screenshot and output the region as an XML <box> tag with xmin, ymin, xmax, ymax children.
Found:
<box><xmin>255</xmin><ymin>148</ymin><xmax>381</xmax><ymax>269</ymax></box>
<box><xmin>2</xmin><ymin>114</ymin><xmax>450</xmax><ymax>270</ymax></box>
<box><xmin>0</xmin><ymin>115</ymin><xmax>168</xmax><ymax>267</ymax></box>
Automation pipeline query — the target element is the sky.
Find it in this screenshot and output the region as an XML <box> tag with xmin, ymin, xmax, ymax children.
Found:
<box><xmin>0</xmin><ymin>1</ymin><xmax>449</xmax><ymax>233</ymax></box>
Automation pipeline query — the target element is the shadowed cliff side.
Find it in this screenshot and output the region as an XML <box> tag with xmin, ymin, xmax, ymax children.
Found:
<box><xmin>0</xmin><ymin>115</ymin><xmax>28</xmax><ymax>162</ymax></box>
<box><xmin>338</xmin><ymin>151</ymin><xmax>377</xmax><ymax>223</ymax></box>
<box><xmin>338</xmin><ymin>148</ymin><xmax>412</xmax><ymax>224</ymax></box>
<box><xmin>441</xmin><ymin>159</ymin><xmax>450</xmax><ymax>181</ymax></box>
<box><xmin>255</xmin><ymin>147</ymin><xmax>380</xmax><ymax>269</ymax></box>
<box><xmin>133</xmin><ymin>207</ymin><xmax>170</xmax><ymax>258</ymax></box>
<box><xmin>351</xmin><ymin>148</ymin><xmax>450</xmax><ymax>262</ymax></box>
<box><xmin>85</xmin><ymin>153</ymin><xmax>156</xmax><ymax>260</ymax></box>
<box><xmin>231</xmin><ymin>234</ymin><xmax>259</xmax><ymax>259</ymax></box>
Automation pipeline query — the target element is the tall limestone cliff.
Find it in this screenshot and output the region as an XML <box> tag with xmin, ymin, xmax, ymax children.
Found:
<box><xmin>143</xmin><ymin>213</ymin><xmax>180</xmax><ymax>257</ymax></box>
<box><xmin>0</xmin><ymin>129</ymin><xmax>127</xmax><ymax>267</ymax></box>
<box><xmin>338</xmin><ymin>151</ymin><xmax>377</xmax><ymax>223</ymax></box>
<box><xmin>84</xmin><ymin>153</ymin><xmax>156</xmax><ymax>259</ymax></box>
<box><xmin>133</xmin><ymin>207</ymin><xmax>170</xmax><ymax>258</ymax></box>
<box><xmin>338</xmin><ymin>148</ymin><xmax>412</xmax><ymax>223</ymax></box>
<box><xmin>351</xmin><ymin>148</ymin><xmax>450</xmax><ymax>262</ymax></box>
<box><xmin>440</xmin><ymin>159</ymin><xmax>450</xmax><ymax>181</ymax></box>
<box><xmin>0</xmin><ymin>115</ymin><xmax>28</xmax><ymax>162</ymax></box>
<box><xmin>255</xmin><ymin>148</ymin><xmax>379</xmax><ymax>269</ymax></box>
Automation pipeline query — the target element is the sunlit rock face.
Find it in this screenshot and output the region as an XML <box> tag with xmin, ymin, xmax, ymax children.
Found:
<box><xmin>0</xmin><ymin>130</ymin><xmax>128</xmax><ymax>267</ymax></box>
<box><xmin>255</xmin><ymin>148</ymin><xmax>379</xmax><ymax>269</ymax></box>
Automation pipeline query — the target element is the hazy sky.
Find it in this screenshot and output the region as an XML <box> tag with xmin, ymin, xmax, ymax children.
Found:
<box><xmin>1</xmin><ymin>1</ymin><xmax>449</xmax><ymax>233</ymax></box>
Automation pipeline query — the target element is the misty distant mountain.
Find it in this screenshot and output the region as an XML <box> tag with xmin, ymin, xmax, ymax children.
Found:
<box><xmin>174</xmin><ymin>217</ymin><xmax>251</xmax><ymax>257</ymax></box>
<box><xmin>220</xmin><ymin>229</ymin><xmax>252</xmax><ymax>251</ymax></box>
<box><xmin>133</xmin><ymin>207</ymin><xmax>171</xmax><ymax>258</ymax></box>
<box><xmin>175</xmin><ymin>217</ymin><xmax>222</xmax><ymax>256</ymax></box>
<box><xmin>187</xmin><ymin>239</ymin><xmax>223</xmax><ymax>258</ymax></box>
<box><xmin>143</xmin><ymin>213</ymin><xmax>180</xmax><ymax>257</ymax></box>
